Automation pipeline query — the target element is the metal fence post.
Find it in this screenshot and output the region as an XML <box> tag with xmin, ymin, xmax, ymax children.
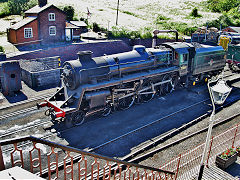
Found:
<box><xmin>232</xmin><ymin>124</ymin><xmax>239</xmax><ymax>148</ymax></box>
<box><xmin>206</xmin><ymin>136</ymin><xmax>214</xmax><ymax>168</ymax></box>
<box><xmin>175</xmin><ymin>154</ymin><xmax>182</xmax><ymax>180</ymax></box>
<box><xmin>0</xmin><ymin>145</ymin><xmax>5</xmax><ymax>170</ymax></box>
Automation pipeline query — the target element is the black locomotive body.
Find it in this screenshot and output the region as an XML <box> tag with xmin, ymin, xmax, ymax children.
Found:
<box><xmin>37</xmin><ymin>42</ymin><xmax>226</xmax><ymax>125</ymax></box>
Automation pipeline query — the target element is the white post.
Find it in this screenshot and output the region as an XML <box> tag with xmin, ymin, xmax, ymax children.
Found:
<box><xmin>197</xmin><ymin>79</ymin><xmax>216</xmax><ymax>180</ymax></box>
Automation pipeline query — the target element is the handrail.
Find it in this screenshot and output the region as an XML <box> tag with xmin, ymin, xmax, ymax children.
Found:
<box><xmin>0</xmin><ymin>135</ymin><xmax>175</xmax><ymax>175</ymax></box>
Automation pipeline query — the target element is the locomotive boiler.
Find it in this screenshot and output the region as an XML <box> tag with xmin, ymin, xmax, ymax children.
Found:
<box><xmin>37</xmin><ymin>42</ymin><xmax>226</xmax><ymax>126</ymax></box>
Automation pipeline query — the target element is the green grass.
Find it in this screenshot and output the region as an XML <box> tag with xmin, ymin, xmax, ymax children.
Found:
<box><xmin>154</xmin><ymin>14</ymin><xmax>170</xmax><ymax>24</ymax></box>
<box><xmin>122</xmin><ymin>10</ymin><xmax>141</xmax><ymax>18</ymax></box>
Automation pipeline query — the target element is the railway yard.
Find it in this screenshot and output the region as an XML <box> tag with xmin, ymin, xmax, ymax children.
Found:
<box><xmin>0</xmin><ymin>69</ymin><xmax>240</xmax><ymax>179</ymax></box>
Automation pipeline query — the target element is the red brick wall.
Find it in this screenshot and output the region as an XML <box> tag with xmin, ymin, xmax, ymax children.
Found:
<box><xmin>15</xmin><ymin>19</ymin><xmax>39</xmax><ymax>44</ymax></box>
<box><xmin>8</xmin><ymin>29</ymin><xmax>17</xmax><ymax>44</ymax></box>
<box><xmin>38</xmin><ymin>7</ymin><xmax>66</xmax><ymax>43</ymax></box>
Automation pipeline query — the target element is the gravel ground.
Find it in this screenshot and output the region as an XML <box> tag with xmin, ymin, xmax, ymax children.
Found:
<box><xmin>20</xmin><ymin>60</ymin><xmax>51</xmax><ymax>72</ymax></box>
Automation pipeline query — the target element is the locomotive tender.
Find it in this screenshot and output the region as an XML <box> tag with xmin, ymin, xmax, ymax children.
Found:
<box><xmin>37</xmin><ymin>42</ymin><xmax>226</xmax><ymax>125</ymax></box>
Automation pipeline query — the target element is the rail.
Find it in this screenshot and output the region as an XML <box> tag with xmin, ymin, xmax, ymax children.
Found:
<box><xmin>0</xmin><ymin>136</ymin><xmax>175</xmax><ymax>179</ymax></box>
<box><xmin>159</xmin><ymin>122</ymin><xmax>240</xmax><ymax>180</ymax></box>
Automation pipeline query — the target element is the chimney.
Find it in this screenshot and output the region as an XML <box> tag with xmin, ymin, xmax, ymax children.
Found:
<box><xmin>78</xmin><ymin>51</ymin><xmax>93</xmax><ymax>63</ymax></box>
<box><xmin>38</xmin><ymin>0</ymin><xmax>47</xmax><ymax>7</ymax></box>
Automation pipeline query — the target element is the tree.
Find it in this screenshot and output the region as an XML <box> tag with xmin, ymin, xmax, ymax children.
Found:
<box><xmin>0</xmin><ymin>46</ymin><xmax>4</xmax><ymax>53</ymax></box>
<box><xmin>190</xmin><ymin>7</ymin><xmax>201</xmax><ymax>18</ymax></box>
<box><xmin>92</xmin><ymin>22</ymin><xmax>100</xmax><ymax>32</ymax></box>
<box><xmin>7</xmin><ymin>0</ymin><xmax>37</xmax><ymax>15</ymax></box>
<box><xmin>63</xmin><ymin>6</ymin><xmax>75</xmax><ymax>21</ymax></box>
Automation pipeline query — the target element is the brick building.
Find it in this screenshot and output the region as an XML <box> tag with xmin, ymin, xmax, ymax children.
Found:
<box><xmin>7</xmin><ymin>0</ymin><xmax>66</xmax><ymax>45</ymax></box>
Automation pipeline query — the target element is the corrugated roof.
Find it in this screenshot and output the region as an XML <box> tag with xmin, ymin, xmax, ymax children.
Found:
<box><xmin>70</xmin><ymin>21</ymin><xmax>87</xmax><ymax>27</ymax></box>
<box><xmin>229</xmin><ymin>26</ymin><xmax>240</xmax><ymax>33</ymax></box>
<box><xmin>10</xmin><ymin>17</ymin><xmax>37</xmax><ymax>30</ymax></box>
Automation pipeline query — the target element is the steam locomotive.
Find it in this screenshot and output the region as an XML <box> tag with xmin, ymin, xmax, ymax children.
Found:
<box><xmin>37</xmin><ymin>42</ymin><xmax>226</xmax><ymax>126</ymax></box>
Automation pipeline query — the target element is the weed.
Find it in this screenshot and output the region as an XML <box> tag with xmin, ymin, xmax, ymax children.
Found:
<box><xmin>154</xmin><ymin>14</ymin><xmax>170</xmax><ymax>24</ymax></box>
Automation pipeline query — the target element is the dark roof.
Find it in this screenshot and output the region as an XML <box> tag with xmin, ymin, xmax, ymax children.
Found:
<box><xmin>65</xmin><ymin>21</ymin><xmax>87</xmax><ymax>29</ymax></box>
<box><xmin>70</xmin><ymin>21</ymin><xmax>87</xmax><ymax>27</ymax></box>
<box><xmin>24</xmin><ymin>4</ymin><xmax>65</xmax><ymax>15</ymax></box>
<box><xmin>25</xmin><ymin>4</ymin><xmax>52</xmax><ymax>14</ymax></box>
<box><xmin>163</xmin><ymin>42</ymin><xmax>190</xmax><ymax>49</ymax></box>
<box><xmin>10</xmin><ymin>17</ymin><xmax>37</xmax><ymax>30</ymax></box>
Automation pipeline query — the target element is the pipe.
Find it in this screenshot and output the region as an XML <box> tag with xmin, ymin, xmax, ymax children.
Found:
<box><xmin>152</xmin><ymin>29</ymin><xmax>179</xmax><ymax>48</ymax></box>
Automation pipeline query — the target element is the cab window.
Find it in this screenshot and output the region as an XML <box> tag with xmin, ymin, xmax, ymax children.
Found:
<box><xmin>179</xmin><ymin>54</ymin><xmax>188</xmax><ymax>64</ymax></box>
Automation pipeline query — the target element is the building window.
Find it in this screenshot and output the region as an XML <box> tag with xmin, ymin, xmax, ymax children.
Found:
<box><xmin>49</xmin><ymin>13</ymin><xmax>55</xmax><ymax>21</ymax></box>
<box><xmin>49</xmin><ymin>26</ymin><xmax>56</xmax><ymax>36</ymax></box>
<box><xmin>24</xmin><ymin>28</ymin><xmax>33</xmax><ymax>38</ymax></box>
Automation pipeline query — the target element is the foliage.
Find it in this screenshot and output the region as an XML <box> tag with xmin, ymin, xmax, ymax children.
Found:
<box><xmin>122</xmin><ymin>11</ymin><xmax>135</xmax><ymax>16</ymax></box>
<box><xmin>207</xmin><ymin>13</ymin><xmax>234</xmax><ymax>29</ymax></box>
<box><xmin>0</xmin><ymin>2</ymin><xmax>10</xmax><ymax>18</ymax></box>
<box><xmin>63</xmin><ymin>6</ymin><xmax>74</xmax><ymax>21</ymax></box>
<box><xmin>0</xmin><ymin>46</ymin><xmax>4</xmax><ymax>52</ymax></box>
<box><xmin>92</xmin><ymin>22</ymin><xmax>101</xmax><ymax>32</ymax></box>
<box><xmin>80</xmin><ymin>17</ymin><xmax>88</xmax><ymax>25</ymax></box>
<box><xmin>183</xmin><ymin>27</ymin><xmax>198</xmax><ymax>36</ymax></box>
<box><xmin>154</xmin><ymin>14</ymin><xmax>170</xmax><ymax>24</ymax></box>
<box><xmin>207</xmin><ymin>0</ymin><xmax>240</xmax><ymax>13</ymax></box>
<box><xmin>220</xmin><ymin>148</ymin><xmax>236</xmax><ymax>159</ymax></box>
<box><xmin>190</xmin><ymin>7</ymin><xmax>202</xmax><ymax>18</ymax></box>
<box><xmin>8</xmin><ymin>0</ymin><xmax>37</xmax><ymax>15</ymax></box>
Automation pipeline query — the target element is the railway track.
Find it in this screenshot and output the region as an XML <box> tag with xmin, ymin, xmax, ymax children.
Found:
<box><xmin>0</xmin><ymin>93</ymin><xmax>51</xmax><ymax>111</ymax></box>
<box><xmin>0</xmin><ymin>106</ymin><xmax>37</xmax><ymax>121</ymax></box>
<box><xmin>2</xmin><ymin>72</ymin><xmax>238</xmax><ymax>149</ymax></box>
<box><xmin>0</xmin><ymin>118</ymin><xmax>51</xmax><ymax>139</ymax></box>
<box><xmin>1</xmin><ymin>74</ymin><xmax>239</xmax><ymax>179</ymax></box>
<box><xmin>89</xmin><ymin>90</ymin><xmax>240</xmax><ymax>155</ymax></box>
<box><xmin>41</xmin><ymin>87</ymin><xmax>239</xmax><ymax>179</ymax></box>
<box><xmin>124</xmin><ymin>96</ymin><xmax>240</xmax><ymax>163</ymax></box>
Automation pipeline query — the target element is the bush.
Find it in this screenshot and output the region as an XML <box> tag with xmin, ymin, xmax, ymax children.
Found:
<box><xmin>7</xmin><ymin>0</ymin><xmax>37</xmax><ymax>15</ymax></box>
<box><xmin>190</xmin><ymin>7</ymin><xmax>202</xmax><ymax>18</ymax></box>
<box><xmin>183</xmin><ymin>27</ymin><xmax>198</xmax><ymax>36</ymax></box>
<box><xmin>92</xmin><ymin>22</ymin><xmax>101</xmax><ymax>32</ymax></box>
<box><xmin>207</xmin><ymin>0</ymin><xmax>240</xmax><ymax>12</ymax></box>
<box><xmin>154</xmin><ymin>14</ymin><xmax>170</xmax><ymax>24</ymax></box>
<box><xmin>0</xmin><ymin>46</ymin><xmax>4</xmax><ymax>53</ymax></box>
<box><xmin>63</xmin><ymin>6</ymin><xmax>74</xmax><ymax>21</ymax></box>
<box><xmin>0</xmin><ymin>2</ymin><xmax>10</xmax><ymax>18</ymax></box>
<box><xmin>207</xmin><ymin>13</ymin><xmax>234</xmax><ymax>28</ymax></box>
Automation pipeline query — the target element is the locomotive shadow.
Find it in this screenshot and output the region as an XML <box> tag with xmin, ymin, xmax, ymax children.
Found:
<box><xmin>54</xmin><ymin>87</ymin><xmax>213</xmax><ymax>157</ymax></box>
